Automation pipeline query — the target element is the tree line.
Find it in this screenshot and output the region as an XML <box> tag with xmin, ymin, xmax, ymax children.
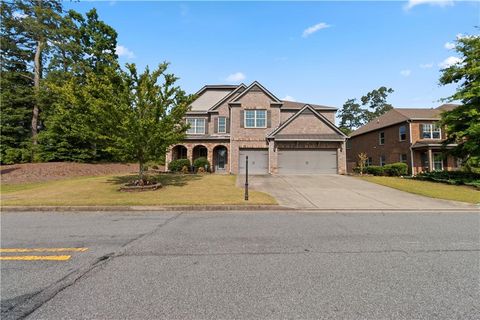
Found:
<box><xmin>1</xmin><ymin>0</ymin><xmax>193</xmax><ymax>173</ymax></box>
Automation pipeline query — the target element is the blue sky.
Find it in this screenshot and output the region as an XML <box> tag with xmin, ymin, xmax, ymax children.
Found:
<box><xmin>67</xmin><ymin>1</ymin><xmax>479</xmax><ymax>110</ymax></box>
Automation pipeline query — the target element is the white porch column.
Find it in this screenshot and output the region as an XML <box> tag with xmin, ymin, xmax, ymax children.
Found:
<box><xmin>428</xmin><ymin>149</ymin><xmax>433</xmax><ymax>172</ymax></box>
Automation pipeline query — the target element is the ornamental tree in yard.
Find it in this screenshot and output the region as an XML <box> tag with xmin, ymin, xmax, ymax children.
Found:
<box><xmin>439</xmin><ymin>32</ymin><xmax>480</xmax><ymax>171</ymax></box>
<box><xmin>115</xmin><ymin>63</ymin><xmax>194</xmax><ymax>182</ymax></box>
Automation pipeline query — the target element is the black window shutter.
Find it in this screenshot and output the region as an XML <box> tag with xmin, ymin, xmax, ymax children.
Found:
<box><xmin>267</xmin><ymin>110</ymin><xmax>271</xmax><ymax>128</ymax></box>
<box><xmin>213</xmin><ymin>117</ymin><xmax>218</xmax><ymax>133</ymax></box>
<box><xmin>226</xmin><ymin>117</ymin><xmax>230</xmax><ymax>133</ymax></box>
<box><xmin>240</xmin><ymin>110</ymin><xmax>244</xmax><ymax>128</ymax></box>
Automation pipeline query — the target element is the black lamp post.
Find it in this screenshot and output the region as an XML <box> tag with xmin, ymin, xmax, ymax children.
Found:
<box><xmin>244</xmin><ymin>156</ymin><xmax>249</xmax><ymax>201</ymax></box>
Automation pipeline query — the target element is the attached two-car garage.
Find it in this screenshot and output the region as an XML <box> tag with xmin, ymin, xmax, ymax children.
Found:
<box><xmin>277</xmin><ymin>149</ymin><xmax>338</xmax><ymax>174</ymax></box>
<box><xmin>238</xmin><ymin>148</ymin><xmax>338</xmax><ymax>175</ymax></box>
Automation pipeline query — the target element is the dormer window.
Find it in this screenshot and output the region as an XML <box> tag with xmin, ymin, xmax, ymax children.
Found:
<box><xmin>186</xmin><ymin>118</ymin><xmax>205</xmax><ymax>134</ymax></box>
<box><xmin>245</xmin><ymin>110</ymin><xmax>266</xmax><ymax>128</ymax></box>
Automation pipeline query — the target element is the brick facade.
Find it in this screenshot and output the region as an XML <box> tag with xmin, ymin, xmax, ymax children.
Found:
<box><xmin>347</xmin><ymin>119</ymin><xmax>458</xmax><ymax>175</ymax></box>
<box><xmin>166</xmin><ymin>82</ymin><xmax>346</xmax><ymax>175</ymax></box>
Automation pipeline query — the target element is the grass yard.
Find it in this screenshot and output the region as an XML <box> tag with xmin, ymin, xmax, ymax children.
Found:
<box><xmin>0</xmin><ymin>174</ymin><xmax>276</xmax><ymax>206</ymax></box>
<box><xmin>358</xmin><ymin>176</ymin><xmax>480</xmax><ymax>204</ymax></box>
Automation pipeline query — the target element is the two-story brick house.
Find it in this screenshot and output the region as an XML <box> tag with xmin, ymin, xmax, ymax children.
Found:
<box><xmin>165</xmin><ymin>81</ymin><xmax>347</xmax><ymax>174</ymax></box>
<box><xmin>346</xmin><ymin>104</ymin><xmax>460</xmax><ymax>174</ymax></box>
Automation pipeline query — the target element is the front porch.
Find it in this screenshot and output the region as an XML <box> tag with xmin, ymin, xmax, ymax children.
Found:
<box><xmin>411</xmin><ymin>142</ymin><xmax>459</xmax><ymax>175</ymax></box>
<box><xmin>167</xmin><ymin>142</ymin><xmax>230</xmax><ymax>173</ymax></box>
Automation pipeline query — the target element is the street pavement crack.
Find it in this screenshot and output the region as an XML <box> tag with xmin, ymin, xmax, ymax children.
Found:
<box><xmin>2</xmin><ymin>212</ymin><xmax>183</xmax><ymax>320</ymax></box>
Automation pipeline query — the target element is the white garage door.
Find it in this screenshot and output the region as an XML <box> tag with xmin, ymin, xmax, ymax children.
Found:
<box><xmin>239</xmin><ymin>149</ymin><xmax>268</xmax><ymax>174</ymax></box>
<box><xmin>278</xmin><ymin>149</ymin><xmax>337</xmax><ymax>174</ymax></box>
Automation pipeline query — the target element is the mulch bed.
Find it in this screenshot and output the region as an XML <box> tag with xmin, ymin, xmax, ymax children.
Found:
<box><xmin>0</xmin><ymin>162</ymin><xmax>150</xmax><ymax>184</ymax></box>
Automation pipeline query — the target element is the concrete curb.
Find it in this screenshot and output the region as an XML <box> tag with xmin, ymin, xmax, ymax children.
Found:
<box><xmin>1</xmin><ymin>205</ymin><xmax>478</xmax><ymax>213</ymax></box>
<box><xmin>0</xmin><ymin>205</ymin><xmax>291</xmax><ymax>212</ymax></box>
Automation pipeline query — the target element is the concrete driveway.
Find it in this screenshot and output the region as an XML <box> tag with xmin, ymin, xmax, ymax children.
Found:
<box><xmin>244</xmin><ymin>175</ymin><xmax>477</xmax><ymax>210</ymax></box>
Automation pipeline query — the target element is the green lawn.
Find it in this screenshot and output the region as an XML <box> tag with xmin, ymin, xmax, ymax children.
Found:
<box><xmin>358</xmin><ymin>176</ymin><xmax>480</xmax><ymax>204</ymax></box>
<box><xmin>0</xmin><ymin>174</ymin><xmax>276</xmax><ymax>206</ymax></box>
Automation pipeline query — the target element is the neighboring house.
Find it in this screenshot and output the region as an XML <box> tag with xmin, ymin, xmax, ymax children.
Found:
<box><xmin>346</xmin><ymin>104</ymin><xmax>460</xmax><ymax>174</ymax></box>
<box><xmin>165</xmin><ymin>81</ymin><xmax>347</xmax><ymax>175</ymax></box>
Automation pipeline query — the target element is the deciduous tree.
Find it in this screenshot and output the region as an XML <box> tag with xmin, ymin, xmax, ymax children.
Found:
<box><xmin>113</xmin><ymin>63</ymin><xmax>194</xmax><ymax>181</ymax></box>
<box><xmin>439</xmin><ymin>33</ymin><xmax>480</xmax><ymax>170</ymax></box>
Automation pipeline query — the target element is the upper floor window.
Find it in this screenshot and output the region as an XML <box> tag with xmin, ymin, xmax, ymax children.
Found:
<box><xmin>245</xmin><ymin>110</ymin><xmax>266</xmax><ymax>128</ymax></box>
<box><xmin>186</xmin><ymin>118</ymin><xmax>205</xmax><ymax>134</ymax></box>
<box><xmin>399</xmin><ymin>125</ymin><xmax>407</xmax><ymax>141</ymax></box>
<box><xmin>379</xmin><ymin>131</ymin><xmax>385</xmax><ymax>145</ymax></box>
<box><xmin>218</xmin><ymin>117</ymin><xmax>226</xmax><ymax>133</ymax></box>
<box><xmin>421</xmin><ymin>123</ymin><xmax>441</xmax><ymax>139</ymax></box>
<box><xmin>346</xmin><ymin>140</ymin><xmax>352</xmax><ymax>149</ymax></box>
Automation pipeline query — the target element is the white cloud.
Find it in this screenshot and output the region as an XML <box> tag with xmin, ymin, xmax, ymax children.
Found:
<box><xmin>438</xmin><ymin>56</ymin><xmax>462</xmax><ymax>68</ymax></box>
<box><xmin>404</xmin><ymin>0</ymin><xmax>454</xmax><ymax>10</ymax></box>
<box><xmin>420</xmin><ymin>63</ymin><xmax>433</xmax><ymax>69</ymax></box>
<box><xmin>302</xmin><ymin>22</ymin><xmax>331</xmax><ymax>38</ymax></box>
<box><xmin>115</xmin><ymin>45</ymin><xmax>135</xmax><ymax>59</ymax></box>
<box><xmin>400</xmin><ymin>69</ymin><xmax>412</xmax><ymax>77</ymax></box>
<box><xmin>225</xmin><ymin>72</ymin><xmax>246</xmax><ymax>83</ymax></box>
<box><xmin>282</xmin><ymin>95</ymin><xmax>296</xmax><ymax>101</ymax></box>
<box><xmin>444</xmin><ymin>42</ymin><xmax>455</xmax><ymax>50</ymax></box>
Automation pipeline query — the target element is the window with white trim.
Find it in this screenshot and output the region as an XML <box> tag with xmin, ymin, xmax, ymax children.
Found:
<box><xmin>379</xmin><ymin>131</ymin><xmax>385</xmax><ymax>145</ymax></box>
<box><xmin>421</xmin><ymin>123</ymin><xmax>441</xmax><ymax>139</ymax></box>
<box><xmin>399</xmin><ymin>125</ymin><xmax>406</xmax><ymax>141</ymax></box>
<box><xmin>380</xmin><ymin>155</ymin><xmax>386</xmax><ymax>166</ymax></box>
<box><xmin>433</xmin><ymin>153</ymin><xmax>444</xmax><ymax>171</ymax></box>
<box><xmin>186</xmin><ymin>118</ymin><xmax>205</xmax><ymax>134</ymax></box>
<box><xmin>218</xmin><ymin>117</ymin><xmax>226</xmax><ymax>133</ymax></box>
<box><xmin>245</xmin><ymin>110</ymin><xmax>266</xmax><ymax>128</ymax></box>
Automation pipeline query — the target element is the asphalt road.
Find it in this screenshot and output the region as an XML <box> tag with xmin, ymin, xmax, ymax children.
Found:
<box><xmin>1</xmin><ymin>210</ymin><xmax>479</xmax><ymax>319</ymax></box>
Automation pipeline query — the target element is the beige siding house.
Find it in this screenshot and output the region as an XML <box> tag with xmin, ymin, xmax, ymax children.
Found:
<box><xmin>166</xmin><ymin>81</ymin><xmax>347</xmax><ymax>175</ymax></box>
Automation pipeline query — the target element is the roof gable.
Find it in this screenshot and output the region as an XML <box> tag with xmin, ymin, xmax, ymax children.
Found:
<box><xmin>268</xmin><ymin>105</ymin><xmax>346</xmax><ymax>138</ymax></box>
<box><xmin>190</xmin><ymin>86</ymin><xmax>237</xmax><ymax>111</ymax></box>
<box><xmin>231</xmin><ymin>81</ymin><xmax>281</xmax><ymax>103</ymax></box>
<box><xmin>209</xmin><ymin>84</ymin><xmax>246</xmax><ymax>111</ymax></box>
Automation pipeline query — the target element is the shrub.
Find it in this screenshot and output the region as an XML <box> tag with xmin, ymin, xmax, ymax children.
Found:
<box><xmin>383</xmin><ymin>162</ymin><xmax>408</xmax><ymax>176</ymax></box>
<box><xmin>197</xmin><ymin>166</ymin><xmax>206</xmax><ymax>174</ymax></box>
<box><xmin>181</xmin><ymin>165</ymin><xmax>189</xmax><ymax>174</ymax></box>
<box><xmin>415</xmin><ymin>170</ymin><xmax>480</xmax><ymax>188</ymax></box>
<box><xmin>193</xmin><ymin>157</ymin><xmax>210</xmax><ymax>171</ymax></box>
<box><xmin>365</xmin><ymin>166</ymin><xmax>384</xmax><ymax>176</ymax></box>
<box><xmin>168</xmin><ymin>159</ymin><xmax>191</xmax><ymax>172</ymax></box>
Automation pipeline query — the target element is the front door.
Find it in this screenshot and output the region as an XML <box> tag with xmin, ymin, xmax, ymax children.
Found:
<box><xmin>215</xmin><ymin>147</ymin><xmax>227</xmax><ymax>172</ymax></box>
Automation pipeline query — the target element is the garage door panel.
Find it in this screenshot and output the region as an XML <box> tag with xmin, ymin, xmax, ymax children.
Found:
<box><xmin>239</xmin><ymin>149</ymin><xmax>268</xmax><ymax>174</ymax></box>
<box><xmin>278</xmin><ymin>149</ymin><xmax>337</xmax><ymax>174</ymax></box>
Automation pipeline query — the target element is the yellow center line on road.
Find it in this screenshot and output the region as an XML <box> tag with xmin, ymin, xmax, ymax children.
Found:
<box><xmin>0</xmin><ymin>247</ymin><xmax>88</xmax><ymax>253</ymax></box>
<box><xmin>0</xmin><ymin>255</ymin><xmax>71</xmax><ymax>261</ymax></box>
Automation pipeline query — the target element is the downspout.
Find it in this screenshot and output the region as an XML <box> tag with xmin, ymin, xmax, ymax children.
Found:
<box><xmin>267</xmin><ymin>137</ymin><xmax>271</xmax><ymax>175</ymax></box>
<box><xmin>408</xmin><ymin>121</ymin><xmax>415</xmax><ymax>176</ymax></box>
<box><xmin>228</xmin><ymin>106</ymin><xmax>232</xmax><ymax>174</ymax></box>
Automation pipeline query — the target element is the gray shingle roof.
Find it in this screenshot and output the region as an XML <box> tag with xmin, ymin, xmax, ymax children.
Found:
<box><xmin>349</xmin><ymin>104</ymin><xmax>459</xmax><ymax>138</ymax></box>
<box><xmin>281</xmin><ymin>100</ymin><xmax>337</xmax><ymax>110</ymax></box>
